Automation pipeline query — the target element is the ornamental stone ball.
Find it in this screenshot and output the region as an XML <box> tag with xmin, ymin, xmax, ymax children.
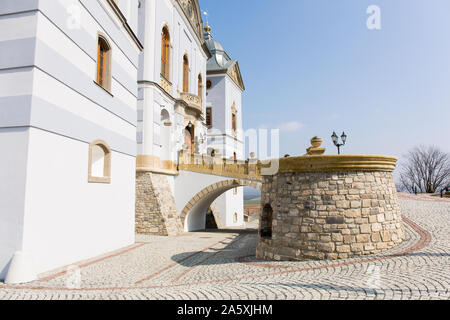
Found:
<box><xmin>306</xmin><ymin>136</ymin><xmax>326</xmax><ymax>156</ymax></box>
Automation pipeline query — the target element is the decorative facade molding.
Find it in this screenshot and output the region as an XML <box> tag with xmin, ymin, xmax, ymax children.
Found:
<box><xmin>106</xmin><ymin>0</ymin><xmax>143</xmax><ymax>51</ymax></box>
<box><xmin>226</xmin><ymin>62</ymin><xmax>245</xmax><ymax>91</ymax></box>
<box><xmin>175</xmin><ymin>0</ymin><xmax>211</xmax><ymax>58</ymax></box>
<box><xmin>160</xmin><ymin>75</ymin><xmax>173</xmax><ymax>95</ymax></box>
<box><xmin>207</xmin><ymin>62</ymin><xmax>245</xmax><ymax>92</ymax></box>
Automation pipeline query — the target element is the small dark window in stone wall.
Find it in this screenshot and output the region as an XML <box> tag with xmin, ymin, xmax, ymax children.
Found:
<box><xmin>260</xmin><ymin>204</ymin><xmax>273</xmax><ymax>239</ymax></box>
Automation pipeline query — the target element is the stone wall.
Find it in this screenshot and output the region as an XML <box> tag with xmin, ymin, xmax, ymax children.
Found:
<box><xmin>135</xmin><ymin>172</ymin><xmax>183</xmax><ymax>236</ymax></box>
<box><xmin>256</xmin><ymin>170</ymin><xmax>404</xmax><ymax>261</ymax></box>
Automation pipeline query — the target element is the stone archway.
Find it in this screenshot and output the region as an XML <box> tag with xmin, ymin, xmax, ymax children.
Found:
<box><xmin>180</xmin><ymin>179</ymin><xmax>262</xmax><ymax>232</ymax></box>
<box><xmin>205</xmin><ymin>201</ymin><xmax>221</xmax><ymax>229</ymax></box>
<box><xmin>184</xmin><ymin>125</ymin><xmax>194</xmax><ymax>155</ymax></box>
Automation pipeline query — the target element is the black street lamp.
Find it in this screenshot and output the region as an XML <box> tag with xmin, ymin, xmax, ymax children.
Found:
<box><xmin>331</xmin><ymin>131</ymin><xmax>347</xmax><ymax>155</ymax></box>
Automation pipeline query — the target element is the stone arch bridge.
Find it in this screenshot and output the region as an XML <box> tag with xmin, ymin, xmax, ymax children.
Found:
<box><xmin>175</xmin><ymin>173</ymin><xmax>261</xmax><ymax>232</ymax></box>
<box><xmin>175</xmin><ymin>153</ymin><xmax>262</xmax><ymax>232</ymax></box>
<box><xmin>136</xmin><ymin>152</ymin><xmax>263</xmax><ymax>235</ymax></box>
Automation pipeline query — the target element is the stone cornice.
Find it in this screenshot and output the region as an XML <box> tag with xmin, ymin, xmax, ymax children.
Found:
<box><xmin>106</xmin><ymin>0</ymin><xmax>143</xmax><ymax>51</ymax></box>
<box><xmin>276</xmin><ymin>155</ymin><xmax>398</xmax><ymax>173</ymax></box>
<box><xmin>138</xmin><ymin>80</ymin><xmax>176</xmax><ymax>102</ymax></box>
<box><xmin>207</xmin><ymin>64</ymin><xmax>245</xmax><ymax>92</ymax></box>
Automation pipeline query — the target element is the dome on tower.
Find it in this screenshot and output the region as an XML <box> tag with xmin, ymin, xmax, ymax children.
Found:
<box><xmin>203</xmin><ymin>24</ymin><xmax>234</xmax><ymax>71</ymax></box>
<box><xmin>202</xmin><ymin>23</ymin><xmax>245</xmax><ymax>91</ymax></box>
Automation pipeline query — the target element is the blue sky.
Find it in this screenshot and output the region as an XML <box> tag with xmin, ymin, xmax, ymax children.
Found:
<box><xmin>199</xmin><ymin>0</ymin><xmax>450</xmax><ymax>160</ymax></box>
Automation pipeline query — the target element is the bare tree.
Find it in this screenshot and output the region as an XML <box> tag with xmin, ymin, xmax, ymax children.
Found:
<box><xmin>398</xmin><ymin>146</ymin><xmax>450</xmax><ymax>194</ymax></box>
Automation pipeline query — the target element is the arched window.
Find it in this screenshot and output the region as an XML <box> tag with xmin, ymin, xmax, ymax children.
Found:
<box><xmin>198</xmin><ymin>74</ymin><xmax>202</xmax><ymax>98</ymax></box>
<box><xmin>231</xmin><ymin>103</ymin><xmax>237</xmax><ymax>132</ymax></box>
<box><xmin>184</xmin><ymin>123</ymin><xmax>194</xmax><ymax>155</ymax></box>
<box><xmin>232</xmin><ymin>112</ymin><xmax>237</xmax><ymax>132</ymax></box>
<box><xmin>183</xmin><ymin>55</ymin><xmax>189</xmax><ymax>93</ymax></box>
<box><xmin>161</xmin><ymin>27</ymin><xmax>170</xmax><ymax>80</ymax></box>
<box><xmin>96</xmin><ymin>36</ymin><xmax>111</xmax><ymax>91</ymax></box>
<box><xmin>206</xmin><ymin>80</ymin><xmax>212</xmax><ymax>90</ymax></box>
<box><xmin>88</xmin><ymin>140</ymin><xmax>111</xmax><ymax>183</ymax></box>
<box><xmin>233</xmin><ymin>212</ymin><xmax>238</xmax><ymax>223</ymax></box>
<box><xmin>206</xmin><ymin>107</ymin><xmax>212</xmax><ymax>128</ymax></box>
<box><xmin>260</xmin><ymin>204</ymin><xmax>273</xmax><ymax>239</ymax></box>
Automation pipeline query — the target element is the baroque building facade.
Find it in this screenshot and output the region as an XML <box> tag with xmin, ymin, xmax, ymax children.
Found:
<box><xmin>135</xmin><ymin>0</ymin><xmax>246</xmax><ymax>234</ymax></box>
<box><xmin>0</xmin><ymin>0</ymin><xmax>246</xmax><ymax>283</ymax></box>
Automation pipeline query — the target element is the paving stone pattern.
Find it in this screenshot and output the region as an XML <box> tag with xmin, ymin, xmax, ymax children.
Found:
<box><xmin>0</xmin><ymin>196</ymin><xmax>449</xmax><ymax>300</ymax></box>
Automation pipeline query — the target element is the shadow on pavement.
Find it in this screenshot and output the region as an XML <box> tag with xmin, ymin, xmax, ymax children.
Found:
<box><xmin>171</xmin><ymin>229</ymin><xmax>258</xmax><ymax>267</ymax></box>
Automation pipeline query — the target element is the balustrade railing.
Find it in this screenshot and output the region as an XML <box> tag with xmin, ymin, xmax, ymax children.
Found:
<box><xmin>178</xmin><ymin>150</ymin><xmax>262</xmax><ymax>181</ymax></box>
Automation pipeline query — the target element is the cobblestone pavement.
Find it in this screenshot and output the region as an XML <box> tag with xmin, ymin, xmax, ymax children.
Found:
<box><xmin>0</xmin><ymin>196</ymin><xmax>449</xmax><ymax>300</ymax></box>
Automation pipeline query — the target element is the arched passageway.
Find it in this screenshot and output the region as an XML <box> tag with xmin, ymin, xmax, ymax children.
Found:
<box><xmin>180</xmin><ymin>179</ymin><xmax>262</xmax><ymax>232</ymax></box>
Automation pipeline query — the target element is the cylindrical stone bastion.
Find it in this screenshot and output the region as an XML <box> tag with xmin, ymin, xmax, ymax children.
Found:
<box><xmin>256</xmin><ymin>155</ymin><xmax>405</xmax><ymax>261</ymax></box>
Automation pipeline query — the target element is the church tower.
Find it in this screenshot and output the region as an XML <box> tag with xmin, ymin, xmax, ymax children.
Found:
<box><xmin>203</xmin><ymin>24</ymin><xmax>246</xmax><ymax>227</ymax></box>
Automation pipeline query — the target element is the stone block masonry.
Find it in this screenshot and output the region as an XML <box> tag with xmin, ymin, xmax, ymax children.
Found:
<box><xmin>257</xmin><ymin>160</ymin><xmax>404</xmax><ymax>261</ymax></box>
<box><xmin>136</xmin><ymin>172</ymin><xmax>183</xmax><ymax>236</ymax></box>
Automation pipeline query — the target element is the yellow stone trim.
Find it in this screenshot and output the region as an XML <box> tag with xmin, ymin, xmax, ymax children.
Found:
<box><xmin>136</xmin><ymin>155</ymin><xmax>178</xmax><ymax>175</ymax></box>
<box><xmin>277</xmin><ymin>155</ymin><xmax>398</xmax><ymax>173</ymax></box>
<box><xmin>137</xmin><ymin>155</ymin><xmax>160</xmax><ymax>169</ymax></box>
<box><xmin>178</xmin><ymin>151</ymin><xmax>263</xmax><ymax>182</ymax></box>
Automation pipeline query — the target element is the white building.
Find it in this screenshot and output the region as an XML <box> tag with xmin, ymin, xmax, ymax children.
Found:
<box><xmin>204</xmin><ymin>25</ymin><xmax>246</xmax><ymax>228</ymax></box>
<box><xmin>0</xmin><ymin>0</ymin><xmax>142</xmax><ymax>283</ymax></box>
<box><xmin>135</xmin><ymin>1</ymin><xmax>246</xmax><ymax>233</ymax></box>
<box><xmin>0</xmin><ymin>0</ymin><xmax>248</xmax><ymax>283</ymax></box>
<box><xmin>136</xmin><ymin>0</ymin><xmax>210</xmax><ymax>174</ymax></box>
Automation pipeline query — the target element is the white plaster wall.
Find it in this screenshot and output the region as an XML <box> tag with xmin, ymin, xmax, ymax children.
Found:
<box><xmin>21</xmin><ymin>128</ymin><xmax>135</xmax><ymax>274</ymax></box>
<box><xmin>214</xmin><ymin>189</ymin><xmax>244</xmax><ymax>228</ymax></box>
<box><xmin>226</xmin><ymin>188</ymin><xmax>244</xmax><ymax>227</ymax></box>
<box><xmin>206</xmin><ymin>75</ymin><xmax>226</xmax><ymax>133</ymax></box>
<box><xmin>0</xmin><ymin>128</ymin><xmax>30</xmax><ymax>280</ymax></box>
<box><xmin>31</xmin><ymin>68</ymin><xmax>136</xmax><ymax>142</ymax></box>
<box><xmin>0</xmin><ymin>0</ymin><xmax>140</xmax><ymax>278</ymax></box>
<box><xmin>225</xmin><ymin>76</ymin><xmax>244</xmax><ymax>144</ymax></box>
<box><xmin>205</xmin><ymin>71</ymin><xmax>245</xmax><ymax>228</ymax></box>
<box><xmin>116</xmin><ymin>0</ymin><xmax>139</xmax><ymax>34</ymax></box>
<box><xmin>35</xmin><ymin>4</ymin><xmax>139</xmax><ymax>99</ymax></box>
<box><xmin>0</xmin><ymin>10</ymin><xmax>37</xmax><ymax>42</ymax></box>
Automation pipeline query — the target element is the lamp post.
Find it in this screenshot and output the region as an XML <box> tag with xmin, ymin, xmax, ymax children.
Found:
<box><xmin>331</xmin><ymin>131</ymin><xmax>347</xmax><ymax>155</ymax></box>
